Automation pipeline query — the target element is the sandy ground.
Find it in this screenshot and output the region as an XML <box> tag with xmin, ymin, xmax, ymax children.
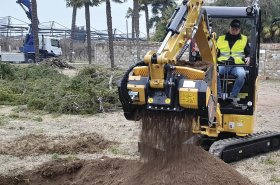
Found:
<box><xmin>0</xmin><ymin>80</ymin><xmax>279</xmax><ymax>185</ymax></box>
<box><xmin>232</xmin><ymin>80</ymin><xmax>280</xmax><ymax>185</ymax></box>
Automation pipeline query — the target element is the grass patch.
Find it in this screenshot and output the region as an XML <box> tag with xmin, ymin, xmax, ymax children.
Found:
<box><xmin>8</xmin><ymin>113</ymin><xmax>29</xmax><ymax>120</ymax></box>
<box><xmin>33</xmin><ymin>116</ymin><xmax>43</xmax><ymax>122</ymax></box>
<box><xmin>270</xmin><ymin>175</ymin><xmax>280</xmax><ymax>183</ymax></box>
<box><xmin>8</xmin><ymin>113</ymin><xmax>20</xmax><ymax>119</ymax></box>
<box><xmin>108</xmin><ymin>146</ymin><xmax>128</xmax><ymax>155</ymax></box>
<box><xmin>52</xmin><ymin>153</ymin><xmax>61</xmax><ymax>160</ymax></box>
<box><xmin>12</xmin><ymin>106</ymin><xmax>28</xmax><ymax>113</ymax></box>
<box><xmin>0</xmin><ymin>64</ymin><xmax>123</xmax><ymax>115</ymax></box>
<box><xmin>66</xmin><ymin>155</ymin><xmax>79</xmax><ymax>161</ymax></box>
<box><xmin>0</xmin><ymin>117</ymin><xmax>7</xmax><ymax>126</ymax></box>
<box><xmin>262</xmin><ymin>157</ymin><xmax>277</xmax><ymax>165</ymax></box>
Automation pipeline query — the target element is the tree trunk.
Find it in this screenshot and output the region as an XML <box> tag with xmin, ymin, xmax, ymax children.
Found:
<box><xmin>133</xmin><ymin>0</ymin><xmax>140</xmax><ymax>61</ymax></box>
<box><xmin>144</xmin><ymin>3</ymin><xmax>150</xmax><ymax>41</ymax></box>
<box><xmin>69</xmin><ymin>6</ymin><xmax>77</xmax><ymax>63</ymax></box>
<box><xmin>31</xmin><ymin>0</ymin><xmax>40</xmax><ymax>63</ymax></box>
<box><xmin>106</xmin><ymin>0</ymin><xmax>115</xmax><ymax>69</ymax></box>
<box><xmin>85</xmin><ymin>2</ymin><xmax>92</xmax><ymax>64</ymax></box>
<box><xmin>132</xmin><ymin>13</ymin><xmax>135</xmax><ymax>40</ymax></box>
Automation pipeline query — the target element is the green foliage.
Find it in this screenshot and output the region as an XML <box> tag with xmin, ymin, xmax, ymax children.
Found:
<box><xmin>27</xmin><ymin>98</ymin><xmax>46</xmax><ymax>110</ymax></box>
<box><xmin>262</xmin><ymin>19</ymin><xmax>280</xmax><ymax>43</ymax></box>
<box><xmin>151</xmin><ymin>6</ymin><xmax>176</xmax><ymax>41</ymax></box>
<box><xmin>151</xmin><ymin>0</ymin><xmax>280</xmax><ymax>43</ymax></box>
<box><xmin>0</xmin><ymin>64</ymin><xmax>16</xmax><ymax>80</ymax></box>
<box><xmin>0</xmin><ymin>65</ymin><xmax>123</xmax><ymax>115</ymax></box>
<box><xmin>149</xmin><ymin>0</ymin><xmax>176</xmax><ymax>41</ymax></box>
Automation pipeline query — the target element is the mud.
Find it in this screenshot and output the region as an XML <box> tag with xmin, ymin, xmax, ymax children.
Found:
<box><xmin>0</xmin><ymin>145</ymin><xmax>253</xmax><ymax>185</ymax></box>
<box><xmin>0</xmin><ymin>133</ymin><xmax>114</xmax><ymax>156</ymax></box>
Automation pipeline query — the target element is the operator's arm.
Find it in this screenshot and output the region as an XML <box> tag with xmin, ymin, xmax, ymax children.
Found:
<box><xmin>244</xmin><ymin>41</ymin><xmax>250</xmax><ymax>57</ymax></box>
<box><xmin>244</xmin><ymin>41</ymin><xmax>251</xmax><ymax>65</ymax></box>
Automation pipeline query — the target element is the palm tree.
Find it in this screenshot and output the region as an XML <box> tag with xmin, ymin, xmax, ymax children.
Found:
<box><xmin>133</xmin><ymin>0</ymin><xmax>140</xmax><ymax>61</ymax></box>
<box><xmin>84</xmin><ymin>1</ymin><xmax>92</xmax><ymax>64</ymax></box>
<box><xmin>66</xmin><ymin>0</ymin><xmax>84</xmax><ymax>63</ymax></box>
<box><xmin>83</xmin><ymin>0</ymin><xmax>104</xmax><ymax>64</ymax></box>
<box><xmin>149</xmin><ymin>0</ymin><xmax>176</xmax><ymax>41</ymax></box>
<box><xmin>149</xmin><ymin>0</ymin><xmax>175</xmax><ymax>29</ymax></box>
<box><xmin>105</xmin><ymin>0</ymin><xmax>126</xmax><ymax>69</ymax></box>
<box><xmin>126</xmin><ymin>7</ymin><xmax>134</xmax><ymax>39</ymax></box>
<box><xmin>139</xmin><ymin>0</ymin><xmax>150</xmax><ymax>40</ymax></box>
<box><xmin>31</xmin><ymin>0</ymin><xmax>39</xmax><ymax>63</ymax></box>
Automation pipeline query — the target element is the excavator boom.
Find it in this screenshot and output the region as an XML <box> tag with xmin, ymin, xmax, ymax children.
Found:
<box><xmin>16</xmin><ymin>0</ymin><xmax>32</xmax><ymax>21</ymax></box>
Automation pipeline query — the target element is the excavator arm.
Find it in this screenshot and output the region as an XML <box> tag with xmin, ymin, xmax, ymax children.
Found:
<box><xmin>119</xmin><ymin>0</ymin><xmax>221</xmax><ymax>137</ymax></box>
<box><xmin>144</xmin><ymin>0</ymin><xmax>216</xmax><ymax>88</ymax></box>
<box><xmin>16</xmin><ymin>0</ymin><xmax>32</xmax><ymax>21</ymax></box>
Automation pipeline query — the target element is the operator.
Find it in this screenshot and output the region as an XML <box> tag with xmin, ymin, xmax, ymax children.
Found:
<box><xmin>217</xmin><ymin>19</ymin><xmax>250</xmax><ymax>104</ymax></box>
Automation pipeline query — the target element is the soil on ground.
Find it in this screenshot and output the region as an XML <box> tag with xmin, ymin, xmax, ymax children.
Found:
<box><xmin>0</xmin><ymin>133</ymin><xmax>114</xmax><ymax>156</ymax></box>
<box><xmin>0</xmin><ymin>145</ymin><xmax>253</xmax><ymax>185</ymax></box>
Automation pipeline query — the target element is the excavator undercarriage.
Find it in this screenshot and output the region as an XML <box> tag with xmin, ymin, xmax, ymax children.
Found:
<box><xmin>118</xmin><ymin>0</ymin><xmax>280</xmax><ymax>163</ymax></box>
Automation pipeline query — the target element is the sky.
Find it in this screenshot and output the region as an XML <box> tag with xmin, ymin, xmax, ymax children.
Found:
<box><xmin>0</xmin><ymin>0</ymin><xmax>148</xmax><ymax>36</ymax></box>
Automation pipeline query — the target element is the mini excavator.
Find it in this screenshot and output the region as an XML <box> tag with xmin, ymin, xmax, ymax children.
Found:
<box><xmin>118</xmin><ymin>0</ymin><xmax>280</xmax><ymax>163</ymax></box>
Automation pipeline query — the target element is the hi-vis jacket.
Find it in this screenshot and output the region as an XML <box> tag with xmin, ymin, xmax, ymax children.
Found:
<box><xmin>217</xmin><ymin>34</ymin><xmax>247</xmax><ymax>64</ymax></box>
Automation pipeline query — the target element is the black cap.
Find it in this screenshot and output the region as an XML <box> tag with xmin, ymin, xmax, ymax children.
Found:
<box><xmin>230</xmin><ymin>19</ymin><xmax>241</xmax><ymax>29</ymax></box>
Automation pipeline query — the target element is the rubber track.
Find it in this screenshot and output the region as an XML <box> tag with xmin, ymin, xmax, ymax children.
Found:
<box><xmin>209</xmin><ymin>131</ymin><xmax>280</xmax><ymax>162</ymax></box>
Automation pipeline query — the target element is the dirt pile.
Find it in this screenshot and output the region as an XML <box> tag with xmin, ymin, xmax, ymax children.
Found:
<box><xmin>127</xmin><ymin>145</ymin><xmax>253</xmax><ymax>185</ymax></box>
<box><xmin>0</xmin><ymin>145</ymin><xmax>253</xmax><ymax>185</ymax></box>
<box><xmin>0</xmin><ymin>133</ymin><xmax>114</xmax><ymax>156</ymax></box>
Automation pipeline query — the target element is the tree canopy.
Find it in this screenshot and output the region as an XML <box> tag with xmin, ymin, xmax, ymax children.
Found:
<box><xmin>150</xmin><ymin>0</ymin><xmax>280</xmax><ymax>42</ymax></box>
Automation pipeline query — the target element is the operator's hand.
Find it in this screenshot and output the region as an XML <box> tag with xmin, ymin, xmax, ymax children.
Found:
<box><xmin>245</xmin><ymin>57</ymin><xmax>250</xmax><ymax>65</ymax></box>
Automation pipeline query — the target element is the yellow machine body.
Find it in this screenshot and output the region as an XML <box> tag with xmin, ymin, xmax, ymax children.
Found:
<box><xmin>119</xmin><ymin>0</ymin><xmax>257</xmax><ymax>139</ymax></box>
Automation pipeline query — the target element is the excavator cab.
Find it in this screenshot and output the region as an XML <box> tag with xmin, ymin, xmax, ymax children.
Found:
<box><xmin>203</xmin><ymin>6</ymin><xmax>261</xmax><ymax>116</ymax></box>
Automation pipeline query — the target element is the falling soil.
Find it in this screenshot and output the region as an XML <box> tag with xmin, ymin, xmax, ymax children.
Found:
<box><xmin>139</xmin><ymin>110</ymin><xmax>195</xmax><ymax>161</ymax></box>
<box><xmin>0</xmin><ymin>145</ymin><xmax>253</xmax><ymax>185</ymax></box>
<box><xmin>0</xmin><ymin>133</ymin><xmax>114</xmax><ymax>156</ymax></box>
